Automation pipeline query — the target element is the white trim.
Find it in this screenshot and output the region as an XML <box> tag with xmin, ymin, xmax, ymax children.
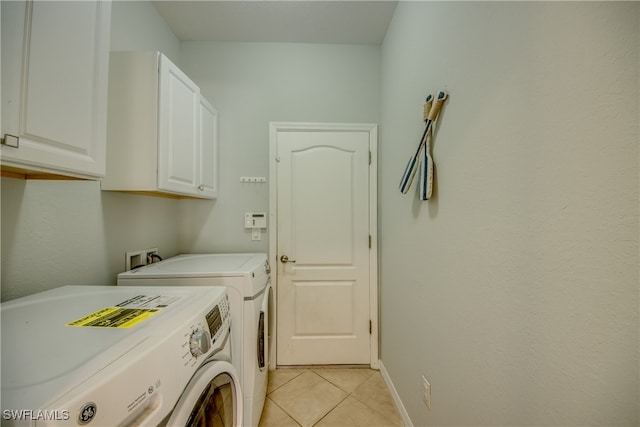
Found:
<box><xmin>368</xmin><ymin>124</ymin><xmax>379</xmax><ymax>369</ymax></box>
<box><xmin>268</xmin><ymin>123</ymin><xmax>278</xmax><ymax>371</ymax></box>
<box><xmin>379</xmin><ymin>360</ymin><xmax>414</xmax><ymax>427</ymax></box>
<box><xmin>268</xmin><ymin>122</ymin><xmax>379</xmax><ymax>368</ymax></box>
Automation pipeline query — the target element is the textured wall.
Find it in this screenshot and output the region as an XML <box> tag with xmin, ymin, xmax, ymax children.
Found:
<box><xmin>177</xmin><ymin>42</ymin><xmax>381</xmax><ymax>253</ymax></box>
<box><xmin>109</xmin><ymin>0</ymin><xmax>181</xmax><ymax>64</ymax></box>
<box><xmin>379</xmin><ymin>2</ymin><xmax>639</xmax><ymax>425</ymax></box>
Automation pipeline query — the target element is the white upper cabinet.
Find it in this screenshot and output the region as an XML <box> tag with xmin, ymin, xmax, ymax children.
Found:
<box><xmin>102</xmin><ymin>51</ymin><xmax>218</xmax><ymax>199</ymax></box>
<box><xmin>1</xmin><ymin>0</ymin><xmax>111</xmax><ymax>179</ymax></box>
<box><xmin>157</xmin><ymin>55</ymin><xmax>201</xmax><ymax>196</ymax></box>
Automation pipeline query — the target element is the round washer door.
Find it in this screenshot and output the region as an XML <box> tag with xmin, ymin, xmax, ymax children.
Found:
<box><xmin>167</xmin><ymin>360</ymin><xmax>242</xmax><ymax>427</ymax></box>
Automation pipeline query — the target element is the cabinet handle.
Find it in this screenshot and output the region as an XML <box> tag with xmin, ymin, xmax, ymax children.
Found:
<box><xmin>198</xmin><ymin>185</ymin><xmax>204</xmax><ymax>191</ymax></box>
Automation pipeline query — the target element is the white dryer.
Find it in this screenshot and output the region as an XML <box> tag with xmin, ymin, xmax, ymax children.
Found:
<box><xmin>118</xmin><ymin>253</ymin><xmax>273</xmax><ymax>427</ymax></box>
<box><xmin>1</xmin><ymin>285</ymin><xmax>242</xmax><ymax>427</ymax></box>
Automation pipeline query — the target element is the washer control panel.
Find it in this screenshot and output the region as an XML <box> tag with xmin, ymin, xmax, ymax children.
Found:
<box><xmin>181</xmin><ymin>294</ymin><xmax>230</xmax><ymax>365</ymax></box>
<box><xmin>206</xmin><ymin>294</ymin><xmax>230</xmax><ymax>346</ymax></box>
<box><xmin>189</xmin><ymin>329</ymin><xmax>211</xmax><ymax>357</ymax></box>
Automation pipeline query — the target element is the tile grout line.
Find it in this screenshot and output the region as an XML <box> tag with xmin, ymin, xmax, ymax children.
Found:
<box><xmin>263</xmin><ymin>396</ymin><xmax>303</xmax><ymax>427</ymax></box>
<box><xmin>305</xmin><ymin>370</ymin><xmax>348</xmax><ymax>427</ymax></box>
<box><xmin>317</xmin><ymin>369</ymin><xmax>401</xmax><ymax>427</ymax></box>
<box><xmin>310</xmin><ymin>390</ymin><xmax>352</xmax><ymax>427</ymax></box>
<box><xmin>266</xmin><ymin>369</ymin><xmax>357</xmax><ymax>427</ymax></box>
<box><xmin>307</xmin><ymin>368</ymin><xmax>380</xmax><ymax>426</ymax></box>
<box><xmin>263</xmin><ymin>368</ymin><xmax>402</xmax><ymax>427</ymax></box>
<box><xmin>312</xmin><ymin>367</ymin><xmax>377</xmax><ymax>392</ymax></box>
<box><xmin>266</xmin><ymin>368</ymin><xmax>306</xmax><ymax>395</ymax></box>
<box><xmin>265</xmin><ymin>369</ymin><xmax>320</xmax><ymax>427</ymax></box>
<box><xmin>348</xmin><ymin>392</ymin><xmax>402</xmax><ymax>426</ymax></box>
<box><xmin>263</xmin><ymin>369</ymin><xmax>306</xmax><ymax>427</ymax></box>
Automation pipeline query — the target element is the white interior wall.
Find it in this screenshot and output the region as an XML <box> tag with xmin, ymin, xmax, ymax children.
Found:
<box><xmin>109</xmin><ymin>0</ymin><xmax>181</xmax><ymax>64</ymax></box>
<box><xmin>1</xmin><ymin>1</ymin><xmax>182</xmax><ymax>301</ymax></box>
<box><xmin>176</xmin><ymin>42</ymin><xmax>380</xmax><ymax>253</ymax></box>
<box><xmin>379</xmin><ymin>2</ymin><xmax>639</xmax><ymax>426</ymax></box>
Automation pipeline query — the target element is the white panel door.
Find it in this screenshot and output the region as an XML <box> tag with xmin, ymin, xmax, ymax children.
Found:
<box><xmin>158</xmin><ymin>55</ymin><xmax>200</xmax><ymax>195</ymax></box>
<box><xmin>275</xmin><ymin>127</ymin><xmax>373</xmax><ymax>365</ymax></box>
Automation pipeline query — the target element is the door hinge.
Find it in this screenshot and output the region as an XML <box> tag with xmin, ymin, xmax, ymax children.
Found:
<box><xmin>369</xmin><ymin>320</ymin><xmax>372</xmax><ymax>334</ymax></box>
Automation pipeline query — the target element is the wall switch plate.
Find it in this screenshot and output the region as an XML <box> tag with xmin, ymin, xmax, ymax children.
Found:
<box><xmin>252</xmin><ymin>228</ymin><xmax>261</xmax><ymax>241</ymax></box>
<box><xmin>422</xmin><ymin>375</ymin><xmax>431</xmax><ymax>410</ymax></box>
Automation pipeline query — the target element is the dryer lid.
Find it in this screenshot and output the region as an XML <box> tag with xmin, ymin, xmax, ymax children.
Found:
<box><xmin>119</xmin><ymin>253</ymin><xmax>268</xmax><ymax>278</ymax></box>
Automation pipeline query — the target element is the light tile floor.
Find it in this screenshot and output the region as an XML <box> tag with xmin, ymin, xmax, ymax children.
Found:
<box><xmin>259</xmin><ymin>367</ymin><xmax>402</xmax><ymax>427</ymax></box>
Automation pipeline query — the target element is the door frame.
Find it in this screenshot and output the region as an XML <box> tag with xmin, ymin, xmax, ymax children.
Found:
<box><xmin>268</xmin><ymin>122</ymin><xmax>379</xmax><ymax>369</ymax></box>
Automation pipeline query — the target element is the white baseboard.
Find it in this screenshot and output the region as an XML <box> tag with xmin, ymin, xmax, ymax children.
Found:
<box><xmin>379</xmin><ymin>360</ymin><xmax>414</xmax><ymax>427</ymax></box>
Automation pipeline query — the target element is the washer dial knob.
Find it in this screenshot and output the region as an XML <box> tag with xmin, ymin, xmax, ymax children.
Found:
<box><xmin>189</xmin><ymin>329</ymin><xmax>211</xmax><ymax>357</ymax></box>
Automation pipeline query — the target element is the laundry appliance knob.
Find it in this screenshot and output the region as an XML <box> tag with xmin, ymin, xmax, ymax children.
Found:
<box><xmin>189</xmin><ymin>329</ymin><xmax>211</xmax><ymax>357</ymax></box>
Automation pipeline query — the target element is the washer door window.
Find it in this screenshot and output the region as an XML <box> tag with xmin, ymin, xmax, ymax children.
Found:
<box><xmin>167</xmin><ymin>361</ymin><xmax>242</xmax><ymax>427</ymax></box>
<box><xmin>258</xmin><ymin>282</ymin><xmax>273</xmax><ymax>371</ymax></box>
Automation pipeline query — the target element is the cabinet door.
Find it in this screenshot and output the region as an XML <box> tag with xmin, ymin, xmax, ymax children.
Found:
<box><xmin>157</xmin><ymin>54</ymin><xmax>200</xmax><ymax>196</ymax></box>
<box><xmin>1</xmin><ymin>0</ymin><xmax>111</xmax><ymax>179</ymax></box>
<box><xmin>198</xmin><ymin>96</ymin><xmax>218</xmax><ymax>199</ymax></box>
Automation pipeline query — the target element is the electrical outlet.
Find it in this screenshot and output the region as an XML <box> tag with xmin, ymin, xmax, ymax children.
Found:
<box><xmin>125</xmin><ymin>251</ymin><xmax>144</xmax><ymax>271</ymax></box>
<box><xmin>144</xmin><ymin>248</ymin><xmax>159</xmax><ymax>264</ymax></box>
<box><xmin>422</xmin><ymin>375</ymin><xmax>431</xmax><ymax>410</ymax></box>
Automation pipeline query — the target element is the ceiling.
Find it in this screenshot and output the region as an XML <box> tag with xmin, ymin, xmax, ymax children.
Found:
<box><xmin>152</xmin><ymin>1</ymin><xmax>398</xmax><ymax>45</ymax></box>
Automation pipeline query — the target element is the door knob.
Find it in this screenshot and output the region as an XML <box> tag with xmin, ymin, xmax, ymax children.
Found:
<box><xmin>280</xmin><ymin>255</ymin><xmax>296</xmax><ymax>263</ymax></box>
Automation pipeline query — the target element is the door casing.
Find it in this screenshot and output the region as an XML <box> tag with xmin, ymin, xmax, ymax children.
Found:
<box><xmin>268</xmin><ymin>122</ymin><xmax>379</xmax><ymax>369</ymax></box>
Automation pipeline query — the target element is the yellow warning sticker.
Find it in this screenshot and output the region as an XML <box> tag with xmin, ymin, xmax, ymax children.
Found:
<box><xmin>66</xmin><ymin>307</ymin><xmax>159</xmax><ymax>328</ymax></box>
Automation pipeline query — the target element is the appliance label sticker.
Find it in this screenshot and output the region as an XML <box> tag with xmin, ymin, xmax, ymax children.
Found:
<box><xmin>66</xmin><ymin>307</ymin><xmax>159</xmax><ymax>328</ymax></box>
<box><xmin>114</xmin><ymin>295</ymin><xmax>181</xmax><ymax>309</ymax></box>
<box><xmin>65</xmin><ymin>295</ymin><xmax>181</xmax><ymax>328</ymax></box>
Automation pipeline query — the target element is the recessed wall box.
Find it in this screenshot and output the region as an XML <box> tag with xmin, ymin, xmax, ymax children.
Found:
<box><xmin>125</xmin><ymin>251</ymin><xmax>144</xmax><ymax>271</ymax></box>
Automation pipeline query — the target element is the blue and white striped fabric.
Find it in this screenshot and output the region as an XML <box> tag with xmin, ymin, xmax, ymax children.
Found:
<box><xmin>398</xmin><ymin>125</ymin><xmax>429</xmax><ymax>194</ymax></box>
<box><xmin>418</xmin><ymin>125</ymin><xmax>434</xmax><ymax>200</ymax></box>
<box><xmin>399</xmin><ymin>91</ymin><xmax>447</xmax><ymax>199</ymax></box>
<box><xmin>399</xmin><ymin>94</ymin><xmax>433</xmax><ymax>194</ymax></box>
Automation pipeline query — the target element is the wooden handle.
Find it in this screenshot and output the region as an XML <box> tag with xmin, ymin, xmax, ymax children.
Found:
<box><xmin>427</xmin><ymin>91</ymin><xmax>448</xmax><ymax>121</ymax></box>
<box><xmin>422</xmin><ymin>94</ymin><xmax>433</xmax><ymax>122</ymax></box>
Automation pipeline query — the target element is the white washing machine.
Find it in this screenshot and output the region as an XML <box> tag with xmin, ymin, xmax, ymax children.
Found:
<box><xmin>118</xmin><ymin>253</ymin><xmax>273</xmax><ymax>427</ymax></box>
<box><xmin>1</xmin><ymin>285</ymin><xmax>242</xmax><ymax>427</ymax></box>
